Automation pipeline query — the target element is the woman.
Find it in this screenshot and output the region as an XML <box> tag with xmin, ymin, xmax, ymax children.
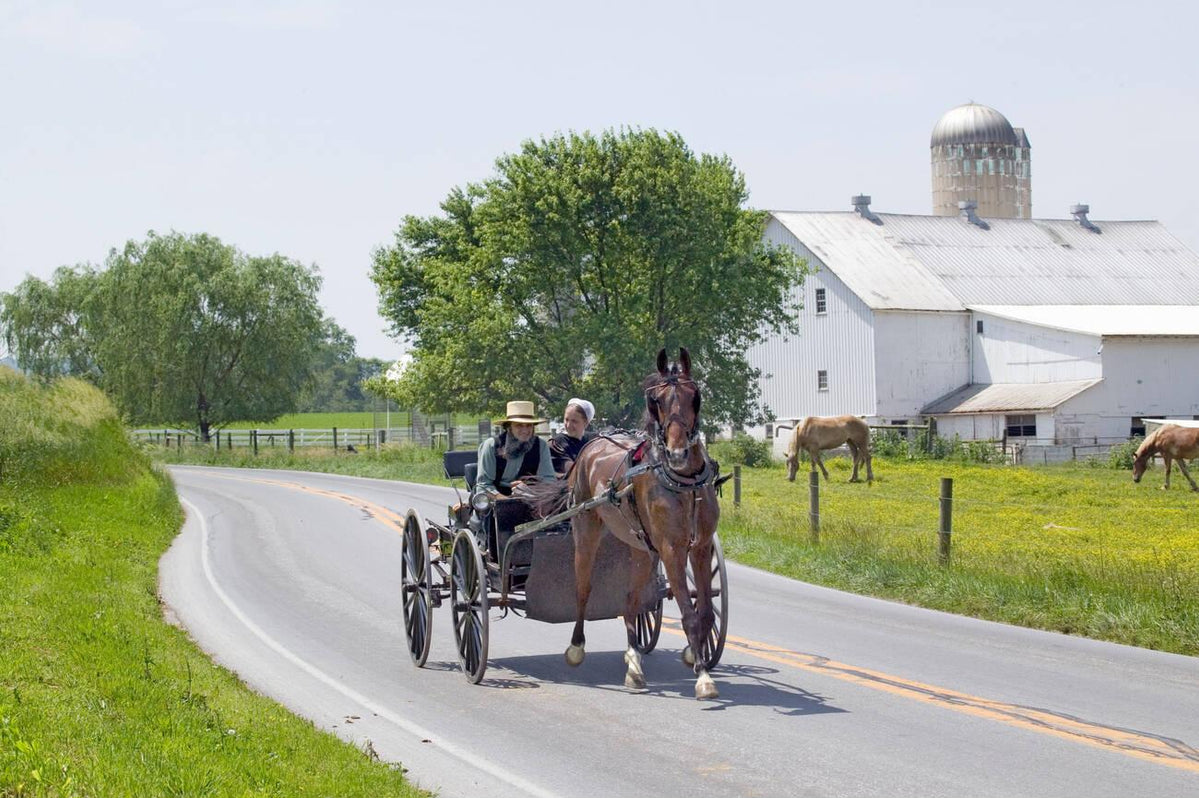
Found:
<box><xmin>549</xmin><ymin>397</ymin><xmax>596</xmax><ymax>473</ymax></box>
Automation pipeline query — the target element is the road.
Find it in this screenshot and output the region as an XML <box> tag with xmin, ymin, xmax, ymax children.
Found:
<box><xmin>161</xmin><ymin>465</ymin><xmax>1199</xmax><ymax>798</ymax></box>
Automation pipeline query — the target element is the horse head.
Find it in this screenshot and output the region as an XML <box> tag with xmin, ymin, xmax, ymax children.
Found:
<box><xmin>644</xmin><ymin>347</ymin><xmax>702</xmax><ymax>469</ymax></box>
<box><xmin>1132</xmin><ymin>433</ymin><xmax>1156</xmax><ymax>483</ymax></box>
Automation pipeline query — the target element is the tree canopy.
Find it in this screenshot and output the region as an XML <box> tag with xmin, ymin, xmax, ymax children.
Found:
<box><xmin>1</xmin><ymin>231</ymin><xmax>329</xmax><ymax>439</ymax></box>
<box><xmin>371</xmin><ymin>128</ymin><xmax>805</xmax><ymax>427</ymax></box>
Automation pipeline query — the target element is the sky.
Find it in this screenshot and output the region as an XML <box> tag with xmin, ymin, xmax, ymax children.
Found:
<box><xmin>2</xmin><ymin>0</ymin><xmax>1197</xmax><ymax>360</ymax></box>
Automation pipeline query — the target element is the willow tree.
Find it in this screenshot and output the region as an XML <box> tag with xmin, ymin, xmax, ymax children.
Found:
<box><xmin>2</xmin><ymin>231</ymin><xmax>328</xmax><ymax>440</ymax></box>
<box><xmin>371</xmin><ymin>128</ymin><xmax>805</xmax><ymax>427</ymax></box>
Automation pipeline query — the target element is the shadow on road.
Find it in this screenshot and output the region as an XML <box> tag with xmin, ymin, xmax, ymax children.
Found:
<box><xmin>478</xmin><ymin>649</ymin><xmax>846</xmax><ymax>716</ymax></box>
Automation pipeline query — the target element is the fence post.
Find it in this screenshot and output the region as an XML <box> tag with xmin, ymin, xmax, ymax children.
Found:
<box><xmin>938</xmin><ymin>477</ymin><xmax>953</xmax><ymax>565</ymax></box>
<box><xmin>809</xmin><ymin>470</ymin><xmax>820</xmax><ymax>543</ymax></box>
<box><xmin>333</xmin><ymin>427</ymin><xmax>338</xmax><ymax>452</ymax></box>
<box><xmin>227</xmin><ymin>432</ymin><xmax>232</xmax><ymax>450</ymax></box>
<box><xmin>252</xmin><ymin>429</ymin><xmax>258</xmax><ymax>456</ymax></box>
<box><xmin>215</xmin><ymin>432</ymin><xmax>220</xmax><ymax>452</ymax></box>
<box><xmin>733</xmin><ymin>465</ymin><xmax>741</xmax><ymax>508</ymax></box>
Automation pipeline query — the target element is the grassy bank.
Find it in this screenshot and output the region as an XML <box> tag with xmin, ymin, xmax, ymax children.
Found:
<box><xmin>153</xmin><ymin>442</ymin><xmax>1199</xmax><ymax>656</ymax></box>
<box><xmin>0</xmin><ymin>373</ymin><xmax>423</xmax><ymax>796</ymax></box>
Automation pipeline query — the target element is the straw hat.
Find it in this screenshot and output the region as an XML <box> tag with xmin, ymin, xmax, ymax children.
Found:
<box><xmin>498</xmin><ymin>400</ymin><xmax>545</xmax><ymax>425</ymax></box>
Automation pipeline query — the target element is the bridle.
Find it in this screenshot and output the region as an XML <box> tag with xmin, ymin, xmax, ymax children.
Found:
<box><xmin>643</xmin><ymin>375</ymin><xmax>713</xmax><ymax>491</ymax></box>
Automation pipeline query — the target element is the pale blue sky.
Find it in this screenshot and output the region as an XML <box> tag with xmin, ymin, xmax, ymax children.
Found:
<box><xmin>2</xmin><ymin>0</ymin><xmax>1196</xmax><ymax>359</ymax></box>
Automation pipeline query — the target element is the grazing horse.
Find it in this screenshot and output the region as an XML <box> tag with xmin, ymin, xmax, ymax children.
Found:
<box><xmin>1132</xmin><ymin>424</ymin><xmax>1199</xmax><ymax>491</ymax></box>
<box><xmin>785</xmin><ymin>415</ymin><xmax>873</xmax><ymax>483</ymax></box>
<box><xmin>552</xmin><ymin>348</ymin><xmax>721</xmax><ymax>699</ymax></box>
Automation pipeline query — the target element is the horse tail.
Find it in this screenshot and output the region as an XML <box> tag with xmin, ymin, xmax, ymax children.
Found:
<box><xmin>514</xmin><ymin>477</ymin><xmax>572</xmax><ymax>518</ymax></box>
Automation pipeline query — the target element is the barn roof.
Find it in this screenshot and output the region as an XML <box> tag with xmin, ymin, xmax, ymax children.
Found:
<box><xmin>770</xmin><ymin>212</ymin><xmax>1199</xmax><ymax>311</ymax></box>
<box><xmin>970</xmin><ymin>305</ymin><xmax>1199</xmax><ymax>336</ymax></box>
<box><xmin>921</xmin><ymin>379</ymin><xmax>1102</xmax><ymax>415</ymax></box>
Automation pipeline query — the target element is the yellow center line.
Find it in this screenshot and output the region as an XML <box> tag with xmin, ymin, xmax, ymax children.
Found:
<box><xmin>192</xmin><ymin>470</ymin><xmax>1199</xmax><ymax>774</ymax></box>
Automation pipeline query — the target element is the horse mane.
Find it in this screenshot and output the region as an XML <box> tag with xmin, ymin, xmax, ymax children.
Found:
<box><xmin>1134</xmin><ymin>427</ymin><xmax>1160</xmax><ymax>459</ymax></box>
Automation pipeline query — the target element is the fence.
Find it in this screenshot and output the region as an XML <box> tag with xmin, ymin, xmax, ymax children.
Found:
<box><xmin>132</xmin><ymin>424</ymin><xmax>489</xmax><ymax>452</ymax></box>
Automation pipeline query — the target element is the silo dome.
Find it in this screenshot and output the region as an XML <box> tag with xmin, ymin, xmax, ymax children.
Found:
<box><xmin>930</xmin><ymin>102</ymin><xmax>1019</xmax><ymax>147</ymax></box>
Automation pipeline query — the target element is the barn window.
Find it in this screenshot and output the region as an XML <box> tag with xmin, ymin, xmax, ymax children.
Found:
<box><xmin>765</xmin><ymin>423</ymin><xmax>774</xmax><ymax>439</ymax></box>
<box><xmin>1005</xmin><ymin>414</ymin><xmax>1036</xmax><ymax>438</ymax></box>
<box><xmin>815</xmin><ymin>288</ymin><xmax>827</xmax><ymax>315</ymax></box>
<box><xmin>817</xmin><ymin>370</ymin><xmax>828</xmax><ymax>391</ymax></box>
<box><xmin>1131</xmin><ymin>417</ymin><xmax>1146</xmax><ymax>438</ymax></box>
<box><xmin>977</xmin><ymin>320</ymin><xmax>984</xmax><ymax>334</ymax></box>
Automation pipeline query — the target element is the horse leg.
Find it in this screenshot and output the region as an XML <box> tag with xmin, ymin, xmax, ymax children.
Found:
<box><xmin>847</xmin><ymin>441</ymin><xmax>861</xmax><ymax>482</ymax></box>
<box><xmin>865</xmin><ymin>447</ymin><xmax>874</xmax><ymax>484</ymax></box>
<box><xmin>1177</xmin><ymin>458</ymin><xmax>1199</xmax><ymax>492</ymax></box>
<box><xmin>687</xmin><ymin>536</ymin><xmax>719</xmax><ymax>699</ymax></box>
<box><xmin>811</xmin><ymin>448</ymin><xmax>830</xmax><ymax>481</ymax></box>
<box><xmin>621</xmin><ymin>548</ymin><xmax>654</xmax><ymax>691</ymax></box>
<box><xmin>662</xmin><ymin>539</ymin><xmax>718</xmax><ymax>700</ymax></box>
<box><xmin>566</xmin><ymin>511</ymin><xmax>604</xmax><ymax>667</ymax></box>
<box><xmin>1162</xmin><ymin>456</ymin><xmax>1173</xmax><ymax>490</ymax></box>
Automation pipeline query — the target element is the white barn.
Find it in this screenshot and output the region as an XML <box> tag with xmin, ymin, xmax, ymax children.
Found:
<box><xmin>747</xmin><ymin>200</ymin><xmax>1199</xmax><ymax>456</ymax></box>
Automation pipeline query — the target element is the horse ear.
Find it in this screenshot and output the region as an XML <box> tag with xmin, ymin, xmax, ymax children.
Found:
<box><xmin>656</xmin><ymin>348</ymin><xmax>668</xmax><ymax>375</ymax></box>
<box><xmin>679</xmin><ymin>347</ymin><xmax>691</xmax><ymax>376</ymax></box>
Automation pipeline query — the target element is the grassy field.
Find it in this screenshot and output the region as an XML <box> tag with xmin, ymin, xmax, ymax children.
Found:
<box><xmin>197</xmin><ymin>412</ymin><xmax>487</xmax><ymax>431</ymax></box>
<box><xmin>152</xmin><ymin>441</ymin><xmax>1199</xmax><ymax>656</ymax></box>
<box><xmin>0</xmin><ymin>373</ymin><xmax>424</xmax><ymax>797</ymax></box>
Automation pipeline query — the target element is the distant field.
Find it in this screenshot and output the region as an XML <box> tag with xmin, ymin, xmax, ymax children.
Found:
<box><xmin>194</xmin><ymin>411</ymin><xmax>486</xmax><ymax>430</ymax></box>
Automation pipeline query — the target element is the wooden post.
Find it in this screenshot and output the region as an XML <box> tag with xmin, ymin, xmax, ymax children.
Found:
<box><xmin>252</xmin><ymin>429</ymin><xmax>258</xmax><ymax>456</ymax></box>
<box><xmin>288</xmin><ymin>429</ymin><xmax>295</xmax><ymax>453</ymax></box>
<box><xmin>938</xmin><ymin>477</ymin><xmax>953</xmax><ymax>565</ymax></box>
<box><xmin>333</xmin><ymin>427</ymin><xmax>338</xmax><ymax>452</ymax></box>
<box><xmin>733</xmin><ymin>465</ymin><xmax>741</xmax><ymax>508</ymax></box>
<box><xmin>215</xmin><ymin>432</ymin><xmax>220</xmax><ymax>452</ymax></box>
<box><xmin>809</xmin><ymin>470</ymin><xmax>820</xmax><ymax>543</ymax></box>
<box><xmin>227</xmin><ymin>432</ymin><xmax>232</xmax><ymax>450</ymax></box>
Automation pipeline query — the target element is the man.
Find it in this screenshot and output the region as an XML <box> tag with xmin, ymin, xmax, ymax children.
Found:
<box><xmin>476</xmin><ymin>400</ymin><xmax>555</xmax><ymax>496</ymax></box>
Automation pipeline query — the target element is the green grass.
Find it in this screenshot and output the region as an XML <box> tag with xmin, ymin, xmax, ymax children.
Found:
<box><xmin>0</xmin><ymin>372</ymin><xmax>424</xmax><ymax>797</ymax></box>
<box><xmin>152</xmin><ymin>439</ymin><xmax>1199</xmax><ymax>656</ymax></box>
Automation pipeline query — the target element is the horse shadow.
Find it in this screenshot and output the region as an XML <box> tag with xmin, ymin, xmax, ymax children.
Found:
<box><xmin>479</xmin><ymin>648</ymin><xmax>846</xmax><ymax>717</ymax></box>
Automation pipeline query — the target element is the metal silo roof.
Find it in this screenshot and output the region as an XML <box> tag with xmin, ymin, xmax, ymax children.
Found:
<box><xmin>930</xmin><ymin>103</ymin><xmax>1019</xmax><ymax>147</ymax></box>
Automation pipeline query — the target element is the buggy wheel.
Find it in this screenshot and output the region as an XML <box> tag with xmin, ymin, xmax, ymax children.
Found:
<box><xmin>400</xmin><ymin>510</ymin><xmax>433</xmax><ymax>667</ymax></box>
<box><xmin>633</xmin><ymin>560</ymin><xmax>665</xmax><ymax>654</ymax></box>
<box><xmin>450</xmin><ymin>529</ymin><xmax>489</xmax><ymax>684</ymax></box>
<box><xmin>686</xmin><ymin>534</ymin><xmax>729</xmax><ymax>669</ymax></box>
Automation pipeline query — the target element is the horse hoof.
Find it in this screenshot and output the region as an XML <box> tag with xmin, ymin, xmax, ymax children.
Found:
<box><xmin>695</xmin><ymin>671</ymin><xmax>719</xmax><ymax>700</ymax></box>
<box><xmin>681</xmin><ymin>646</ymin><xmax>695</xmax><ymax>667</ymax></box>
<box><xmin>565</xmin><ymin>644</ymin><xmax>585</xmax><ymax>667</ymax></box>
<box><xmin>625</xmin><ymin>672</ymin><xmax>647</xmax><ymax>690</ymax></box>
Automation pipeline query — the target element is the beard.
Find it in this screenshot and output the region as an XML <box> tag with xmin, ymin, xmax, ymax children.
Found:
<box><xmin>502</xmin><ymin>434</ymin><xmax>534</xmax><ymax>460</ymax></box>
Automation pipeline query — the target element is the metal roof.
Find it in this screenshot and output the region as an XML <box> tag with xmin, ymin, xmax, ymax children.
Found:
<box><xmin>970</xmin><ymin>305</ymin><xmax>1199</xmax><ymax>336</ymax></box>
<box><xmin>922</xmin><ymin>379</ymin><xmax>1102</xmax><ymax>415</ymax></box>
<box><xmin>930</xmin><ymin>103</ymin><xmax>1019</xmax><ymax>147</ymax></box>
<box><xmin>770</xmin><ymin>212</ymin><xmax>1199</xmax><ymax>310</ymax></box>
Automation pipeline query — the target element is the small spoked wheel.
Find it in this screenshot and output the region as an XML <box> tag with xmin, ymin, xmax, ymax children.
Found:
<box><xmin>450</xmin><ymin>529</ymin><xmax>489</xmax><ymax>684</ymax></box>
<box><xmin>401</xmin><ymin>510</ymin><xmax>433</xmax><ymax>667</ymax></box>
<box><xmin>684</xmin><ymin>534</ymin><xmax>729</xmax><ymax>670</ymax></box>
<box><xmin>632</xmin><ymin>561</ymin><xmax>665</xmax><ymax>654</ymax></box>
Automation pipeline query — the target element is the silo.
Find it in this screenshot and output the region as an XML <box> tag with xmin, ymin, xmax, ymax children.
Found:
<box><xmin>931</xmin><ymin>103</ymin><xmax>1031</xmax><ymax>219</ymax></box>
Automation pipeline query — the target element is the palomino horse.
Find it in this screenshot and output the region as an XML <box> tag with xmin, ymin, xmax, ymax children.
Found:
<box><xmin>1133</xmin><ymin>424</ymin><xmax>1199</xmax><ymax>491</ymax></box>
<box><xmin>785</xmin><ymin>415</ymin><xmax>873</xmax><ymax>483</ymax></box>
<box><xmin>554</xmin><ymin>348</ymin><xmax>722</xmax><ymax>699</ymax></box>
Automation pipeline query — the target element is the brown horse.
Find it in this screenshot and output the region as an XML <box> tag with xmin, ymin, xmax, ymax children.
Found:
<box><xmin>785</xmin><ymin>415</ymin><xmax>873</xmax><ymax>483</ymax></box>
<box><xmin>1133</xmin><ymin>424</ymin><xmax>1199</xmax><ymax>491</ymax></box>
<box><xmin>557</xmin><ymin>348</ymin><xmax>722</xmax><ymax>699</ymax></box>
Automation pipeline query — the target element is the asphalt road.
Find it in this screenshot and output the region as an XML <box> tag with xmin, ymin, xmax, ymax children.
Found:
<box><xmin>161</xmin><ymin>465</ymin><xmax>1199</xmax><ymax>798</ymax></box>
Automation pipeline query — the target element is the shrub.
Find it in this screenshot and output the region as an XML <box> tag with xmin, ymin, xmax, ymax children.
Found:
<box><xmin>708</xmin><ymin>433</ymin><xmax>773</xmax><ymax>467</ymax></box>
<box><xmin>1108</xmin><ymin>437</ymin><xmax>1143</xmax><ymax>470</ymax></box>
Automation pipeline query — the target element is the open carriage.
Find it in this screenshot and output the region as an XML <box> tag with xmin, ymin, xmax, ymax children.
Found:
<box><xmin>399</xmin><ymin>446</ymin><xmax>729</xmax><ymax>685</ymax></box>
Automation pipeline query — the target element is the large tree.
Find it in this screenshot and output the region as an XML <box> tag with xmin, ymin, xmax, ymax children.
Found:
<box><xmin>371</xmin><ymin>128</ymin><xmax>806</xmax><ymax>427</ymax></box>
<box><xmin>1</xmin><ymin>231</ymin><xmax>328</xmax><ymax>440</ymax></box>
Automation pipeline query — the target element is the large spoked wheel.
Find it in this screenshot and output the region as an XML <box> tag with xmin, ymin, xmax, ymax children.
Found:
<box><xmin>632</xmin><ymin>561</ymin><xmax>665</xmax><ymax>654</ymax></box>
<box><xmin>686</xmin><ymin>534</ymin><xmax>729</xmax><ymax>669</ymax></box>
<box><xmin>400</xmin><ymin>510</ymin><xmax>433</xmax><ymax>667</ymax></box>
<box><xmin>450</xmin><ymin>529</ymin><xmax>489</xmax><ymax>684</ymax></box>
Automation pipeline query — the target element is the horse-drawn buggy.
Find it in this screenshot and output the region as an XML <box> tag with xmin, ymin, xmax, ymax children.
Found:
<box><xmin>399</xmin><ymin>348</ymin><xmax>732</xmax><ymax>699</ymax></box>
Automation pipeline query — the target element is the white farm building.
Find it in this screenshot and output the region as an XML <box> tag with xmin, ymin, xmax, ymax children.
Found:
<box><xmin>747</xmin><ymin>200</ymin><xmax>1199</xmax><ymax>459</ymax></box>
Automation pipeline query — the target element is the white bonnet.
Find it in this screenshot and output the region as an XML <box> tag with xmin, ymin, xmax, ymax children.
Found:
<box><xmin>566</xmin><ymin>397</ymin><xmax>595</xmax><ymax>423</ymax></box>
